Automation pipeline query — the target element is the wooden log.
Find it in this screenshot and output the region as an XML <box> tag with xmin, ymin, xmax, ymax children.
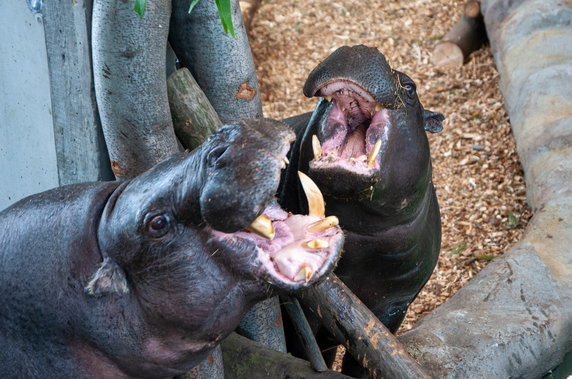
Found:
<box><xmin>298</xmin><ymin>275</ymin><xmax>430</xmax><ymax>379</ymax></box>
<box><xmin>281</xmin><ymin>296</ymin><xmax>328</xmax><ymax>372</ymax></box>
<box><xmin>221</xmin><ymin>332</ymin><xmax>352</xmax><ymax>379</ymax></box>
<box><xmin>167</xmin><ymin>68</ymin><xmax>223</xmax><ymax>151</ymax></box>
<box><xmin>431</xmin><ymin>0</ymin><xmax>487</xmax><ymax>67</ymax></box>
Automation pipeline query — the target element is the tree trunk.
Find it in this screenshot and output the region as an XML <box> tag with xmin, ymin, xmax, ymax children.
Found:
<box><xmin>169</xmin><ymin>0</ymin><xmax>263</xmax><ymax>124</ymax></box>
<box><xmin>299</xmin><ymin>275</ymin><xmax>430</xmax><ymax>379</ymax></box>
<box><xmin>92</xmin><ymin>0</ymin><xmax>179</xmax><ymax>179</ymax></box>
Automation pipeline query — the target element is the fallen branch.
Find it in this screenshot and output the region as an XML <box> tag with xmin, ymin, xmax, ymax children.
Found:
<box><xmin>298</xmin><ymin>274</ymin><xmax>430</xmax><ymax>379</ymax></box>
<box><xmin>167</xmin><ymin>68</ymin><xmax>222</xmax><ymax>151</ymax></box>
<box><xmin>431</xmin><ymin>0</ymin><xmax>487</xmax><ymax>67</ymax></box>
<box><xmin>282</xmin><ymin>296</ymin><xmax>328</xmax><ymax>372</ymax></box>
<box><xmin>221</xmin><ymin>332</ymin><xmax>352</xmax><ymax>379</ymax></box>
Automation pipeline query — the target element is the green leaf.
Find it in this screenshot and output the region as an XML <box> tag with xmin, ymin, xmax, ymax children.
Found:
<box><xmin>215</xmin><ymin>0</ymin><xmax>236</xmax><ymax>38</ymax></box>
<box><xmin>134</xmin><ymin>0</ymin><xmax>146</xmax><ymax>17</ymax></box>
<box><xmin>188</xmin><ymin>0</ymin><xmax>201</xmax><ymax>13</ymax></box>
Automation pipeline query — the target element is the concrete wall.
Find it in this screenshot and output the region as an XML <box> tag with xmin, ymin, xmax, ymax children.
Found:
<box><xmin>0</xmin><ymin>0</ymin><xmax>112</xmax><ymax>212</ymax></box>
<box><xmin>0</xmin><ymin>1</ymin><xmax>59</xmax><ymax>210</ymax></box>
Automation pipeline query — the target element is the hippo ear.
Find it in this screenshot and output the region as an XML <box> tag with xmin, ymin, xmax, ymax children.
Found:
<box><xmin>423</xmin><ymin>110</ymin><xmax>445</xmax><ymax>133</ymax></box>
<box><xmin>85</xmin><ymin>257</ymin><xmax>130</xmax><ymax>297</ymax></box>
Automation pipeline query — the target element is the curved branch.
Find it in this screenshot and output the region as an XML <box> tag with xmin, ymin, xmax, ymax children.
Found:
<box><xmin>93</xmin><ymin>0</ymin><xmax>179</xmax><ymax>179</ymax></box>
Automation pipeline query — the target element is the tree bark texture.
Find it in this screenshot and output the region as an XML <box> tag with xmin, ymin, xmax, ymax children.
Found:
<box><xmin>299</xmin><ymin>275</ymin><xmax>430</xmax><ymax>379</ymax></box>
<box><xmin>221</xmin><ymin>332</ymin><xmax>352</xmax><ymax>379</ymax></box>
<box><xmin>169</xmin><ymin>0</ymin><xmax>263</xmax><ymax>124</ymax></box>
<box><xmin>167</xmin><ymin>68</ymin><xmax>223</xmax><ymax>151</ymax></box>
<box><xmin>235</xmin><ymin>296</ymin><xmax>287</xmax><ymax>353</ymax></box>
<box><xmin>431</xmin><ymin>0</ymin><xmax>487</xmax><ymax>67</ymax></box>
<box><xmin>92</xmin><ymin>0</ymin><xmax>179</xmax><ymax>179</ymax></box>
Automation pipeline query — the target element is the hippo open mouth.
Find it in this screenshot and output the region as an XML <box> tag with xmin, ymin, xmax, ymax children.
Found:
<box><xmin>210</xmin><ymin>172</ymin><xmax>344</xmax><ymax>290</ymax></box>
<box><xmin>310</xmin><ymin>81</ymin><xmax>390</xmax><ymax>175</ymax></box>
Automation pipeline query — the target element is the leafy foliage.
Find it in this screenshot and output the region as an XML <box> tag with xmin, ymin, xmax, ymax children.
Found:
<box><xmin>134</xmin><ymin>0</ymin><xmax>146</xmax><ymax>17</ymax></box>
<box><xmin>133</xmin><ymin>0</ymin><xmax>236</xmax><ymax>39</ymax></box>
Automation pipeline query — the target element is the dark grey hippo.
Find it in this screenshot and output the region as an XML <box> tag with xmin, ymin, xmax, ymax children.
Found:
<box><xmin>281</xmin><ymin>45</ymin><xmax>443</xmax><ymax>348</ymax></box>
<box><xmin>0</xmin><ymin>119</ymin><xmax>344</xmax><ymax>378</ymax></box>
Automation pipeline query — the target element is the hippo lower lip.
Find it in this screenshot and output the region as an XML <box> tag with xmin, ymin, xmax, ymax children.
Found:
<box><xmin>311</xmin><ymin>84</ymin><xmax>391</xmax><ymax>174</ymax></box>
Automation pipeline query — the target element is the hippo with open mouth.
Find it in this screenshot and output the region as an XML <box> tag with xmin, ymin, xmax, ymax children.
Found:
<box><xmin>0</xmin><ymin>119</ymin><xmax>344</xmax><ymax>378</ymax></box>
<box><xmin>281</xmin><ymin>45</ymin><xmax>444</xmax><ymax>336</ymax></box>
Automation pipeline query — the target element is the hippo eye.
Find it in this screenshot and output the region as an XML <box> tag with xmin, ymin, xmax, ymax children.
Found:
<box><xmin>147</xmin><ymin>214</ymin><xmax>171</xmax><ymax>238</ymax></box>
<box><xmin>403</xmin><ymin>83</ymin><xmax>416</xmax><ymax>96</ymax></box>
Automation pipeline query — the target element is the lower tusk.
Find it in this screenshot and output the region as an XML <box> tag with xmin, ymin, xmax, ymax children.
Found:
<box><xmin>294</xmin><ymin>265</ymin><xmax>314</xmax><ymax>282</ymax></box>
<box><xmin>302</xmin><ymin>239</ymin><xmax>329</xmax><ymax>250</ymax></box>
<box><xmin>374</xmin><ymin>103</ymin><xmax>383</xmax><ymax>112</ymax></box>
<box><xmin>312</xmin><ymin>135</ymin><xmax>322</xmax><ymax>160</ymax></box>
<box><xmin>245</xmin><ymin>214</ymin><xmax>275</xmax><ymax>240</ymax></box>
<box><xmin>368</xmin><ymin>139</ymin><xmax>382</xmax><ymax>168</ymax></box>
<box><xmin>307</xmin><ymin>216</ymin><xmax>339</xmax><ymax>233</ymax></box>
<box><xmin>323</xmin><ymin>96</ymin><xmax>332</xmax><ymax>102</ymax></box>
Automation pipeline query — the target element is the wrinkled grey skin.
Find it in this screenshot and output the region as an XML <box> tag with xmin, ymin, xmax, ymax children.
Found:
<box><xmin>282</xmin><ymin>45</ymin><xmax>444</xmax><ymax>334</ymax></box>
<box><xmin>0</xmin><ymin>119</ymin><xmax>338</xmax><ymax>378</ymax></box>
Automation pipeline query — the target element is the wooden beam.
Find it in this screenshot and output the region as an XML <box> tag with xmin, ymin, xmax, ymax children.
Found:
<box><xmin>431</xmin><ymin>0</ymin><xmax>487</xmax><ymax>67</ymax></box>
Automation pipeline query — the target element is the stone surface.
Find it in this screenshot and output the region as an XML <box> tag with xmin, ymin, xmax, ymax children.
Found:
<box><xmin>399</xmin><ymin>0</ymin><xmax>572</xmax><ymax>376</ymax></box>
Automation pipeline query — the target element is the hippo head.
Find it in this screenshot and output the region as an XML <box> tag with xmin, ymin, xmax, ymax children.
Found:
<box><xmin>298</xmin><ymin>45</ymin><xmax>444</xmax><ymax>222</ymax></box>
<box><xmin>87</xmin><ymin>119</ymin><xmax>343</xmax><ymax>374</ymax></box>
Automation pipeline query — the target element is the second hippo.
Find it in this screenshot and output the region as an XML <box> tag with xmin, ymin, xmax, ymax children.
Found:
<box><xmin>282</xmin><ymin>45</ymin><xmax>444</xmax><ymax>335</ymax></box>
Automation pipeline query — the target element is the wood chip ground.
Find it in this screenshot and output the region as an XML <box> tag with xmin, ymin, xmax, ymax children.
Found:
<box><xmin>247</xmin><ymin>0</ymin><xmax>531</xmax><ymax>340</ymax></box>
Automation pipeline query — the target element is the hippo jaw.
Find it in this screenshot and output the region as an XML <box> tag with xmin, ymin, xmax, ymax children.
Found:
<box><xmin>208</xmin><ymin>199</ymin><xmax>344</xmax><ymax>291</ymax></box>
<box><xmin>301</xmin><ymin>45</ymin><xmax>444</xmax><ymax>205</ymax></box>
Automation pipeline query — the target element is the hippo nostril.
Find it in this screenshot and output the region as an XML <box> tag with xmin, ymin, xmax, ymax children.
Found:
<box><xmin>206</xmin><ymin>145</ymin><xmax>229</xmax><ymax>168</ymax></box>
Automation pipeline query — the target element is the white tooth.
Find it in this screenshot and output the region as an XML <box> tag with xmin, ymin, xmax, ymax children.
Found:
<box><xmin>283</xmin><ymin>156</ymin><xmax>290</xmax><ymax>165</ymax></box>
<box><xmin>298</xmin><ymin>171</ymin><xmax>325</xmax><ymax>218</ymax></box>
<box><xmin>368</xmin><ymin>139</ymin><xmax>382</xmax><ymax>168</ymax></box>
<box><xmin>245</xmin><ymin>214</ymin><xmax>275</xmax><ymax>240</ymax></box>
<box><xmin>307</xmin><ymin>216</ymin><xmax>339</xmax><ymax>233</ymax></box>
<box><xmin>294</xmin><ymin>265</ymin><xmax>314</xmax><ymax>282</ymax></box>
<box><xmin>302</xmin><ymin>239</ymin><xmax>329</xmax><ymax>249</ymax></box>
<box><xmin>312</xmin><ymin>135</ymin><xmax>322</xmax><ymax>160</ymax></box>
<box><xmin>375</xmin><ymin>103</ymin><xmax>383</xmax><ymax>112</ymax></box>
<box><xmin>324</xmin><ymin>96</ymin><xmax>332</xmax><ymax>102</ymax></box>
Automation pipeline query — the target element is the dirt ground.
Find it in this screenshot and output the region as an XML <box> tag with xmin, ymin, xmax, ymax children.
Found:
<box><xmin>247</xmin><ymin>0</ymin><xmax>531</xmax><ymax>333</ymax></box>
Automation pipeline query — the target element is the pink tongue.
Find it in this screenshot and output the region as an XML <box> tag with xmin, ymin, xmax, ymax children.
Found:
<box><xmin>339</xmin><ymin>125</ymin><xmax>367</xmax><ymax>158</ymax></box>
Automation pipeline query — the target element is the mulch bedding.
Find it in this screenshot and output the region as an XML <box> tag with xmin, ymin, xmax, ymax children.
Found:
<box><xmin>247</xmin><ymin>0</ymin><xmax>531</xmax><ymax>334</ymax></box>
